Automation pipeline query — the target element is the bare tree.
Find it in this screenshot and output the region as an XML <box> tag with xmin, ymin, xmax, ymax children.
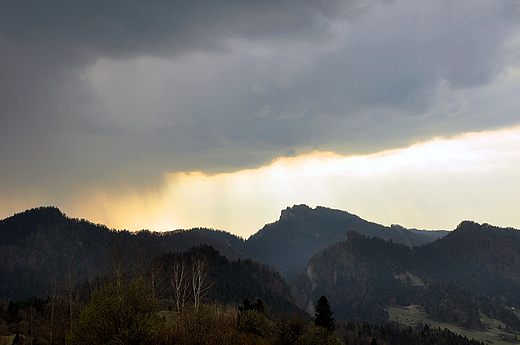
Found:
<box><xmin>46</xmin><ymin>276</ymin><xmax>59</xmax><ymax>345</ymax></box>
<box><xmin>29</xmin><ymin>305</ymin><xmax>35</xmax><ymax>344</ymax></box>
<box><xmin>128</xmin><ymin>237</ymin><xmax>153</xmax><ymax>278</ymax></box>
<box><xmin>147</xmin><ymin>255</ymin><xmax>164</xmax><ymax>300</ymax></box>
<box><xmin>106</xmin><ymin>236</ymin><xmax>162</xmax><ymax>294</ymax></box>
<box><xmin>171</xmin><ymin>257</ymin><xmax>189</xmax><ymax>313</ymax></box>
<box><xmin>65</xmin><ymin>261</ymin><xmax>78</xmax><ymax>333</ymax></box>
<box><xmin>106</xmin><ymin>238</ymin><xmax>130</xmax><ymax>288</ymax></box>
<box><xmin>191</xmin><ymin>256</ymin><xmax>212</xmax><ymax>311</ymax></box>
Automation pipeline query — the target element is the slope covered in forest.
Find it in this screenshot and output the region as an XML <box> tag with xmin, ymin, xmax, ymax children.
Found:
<box><xmin>0</xmin><ymin>204</ymin><xmax>448</xmax><ymax>300</ymax></box>
<box><xmin>241</xmin><ymin>205</ymin><xmax>447</xmax><ymax>281</ymax></box>
<box><xmin>0</xmin><ymin>207</ymin><xmax>243</xmax><ymax>301</ymax></box>
<box><xmin>291</xmin><ymin>221</ymin><xmax>520</xmax><ymax>331</ymax></box>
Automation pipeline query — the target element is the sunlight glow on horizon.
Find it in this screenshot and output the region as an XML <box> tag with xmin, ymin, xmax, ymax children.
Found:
<box><xmin>8</xmin><ymin>126</ymin><xmax>519</xmax><ymax>238</ymax></box>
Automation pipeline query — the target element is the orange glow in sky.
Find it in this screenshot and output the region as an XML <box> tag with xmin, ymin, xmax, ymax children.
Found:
<box><xmin>44</xmin><ymin>126</ymin><xmax>520</xmax><ymax>238</ymax></box>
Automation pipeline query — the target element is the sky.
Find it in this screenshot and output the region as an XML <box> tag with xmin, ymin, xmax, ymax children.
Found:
<box><xmin>1</xmin><ymin>0</ymin><xmax>520</xmax><ymax>238</ymax></box>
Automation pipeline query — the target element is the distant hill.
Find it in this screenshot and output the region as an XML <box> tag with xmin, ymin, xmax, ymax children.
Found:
<box><xmin>189</xmin><ymin>227</ymin><xmax>247</xmax><ymax>253</ymax></box>
<box><xmin>0</xmin><ymin>206</ymin><xmax>244</xmax><ymax>301</ymax></box>
<box><xmin>236</xmin><ymin>205</ymin><xmax>447</xmax><ymax>281</ymax></box>
<box><xmin>291</xmin><ymin>221</ymin><xmax>520</xmax><ymax>330</ymax></box>
<box><xmin>419</xmin><ymin>221</ymin><xmax>520</xmax><ymax>304</ymax></box>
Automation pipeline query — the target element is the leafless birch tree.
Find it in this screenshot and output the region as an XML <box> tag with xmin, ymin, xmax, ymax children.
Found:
<box><xmin>191</xmin><ymin>256</ymin><xmax>212</xmax><ymax>310</ymax></box>
<box><xmin>171</xmin><ymin>258</ymin><xmax>189</xmax><ymax>313</ymax></box>
<box><xmin>46</xmin><ymin>276</ymin><xmax>59</xmax><ymax>345</ymax></box>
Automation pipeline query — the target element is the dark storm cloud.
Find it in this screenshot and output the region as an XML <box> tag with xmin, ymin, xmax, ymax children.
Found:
<box><xmin>1</xmin><ymin>0</ymin><xmax>520</xmax><ymax>204</ymax></box>
<box><xmin>1</xmin><ymin>0</ymin><xmax>345</xmax><ymax>57</ymax></box>
<box><xmin>0</xmin><ymin>0</ymin><xmax>349</xmax><ymax>196</ymax></box>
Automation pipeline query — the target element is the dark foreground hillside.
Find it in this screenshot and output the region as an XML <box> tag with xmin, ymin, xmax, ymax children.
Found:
<box><xmin>1</xmin><ymin>243</ymin><xmax>307</xmax><ymax>344</ymax></box>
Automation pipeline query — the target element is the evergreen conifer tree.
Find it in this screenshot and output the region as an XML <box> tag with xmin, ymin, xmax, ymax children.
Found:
<box><xmin>314</xmin><ymin>295</ymin><xmax>334</xmax><ymax>332</ymax></box>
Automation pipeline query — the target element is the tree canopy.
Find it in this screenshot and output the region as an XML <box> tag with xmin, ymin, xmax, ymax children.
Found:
<box><xmin>66</xmin><ymin>278</ymin><xmax>160</xmax><ymax>345</ymax></box>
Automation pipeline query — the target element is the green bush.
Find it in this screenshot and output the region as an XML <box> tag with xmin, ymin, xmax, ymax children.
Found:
<box><xmin>301</xmin><ymin>326</ymin><xmax>341</xmax><ymax>345</ymax></box>
<box><xmin>67</xmin><ymin>278</ymin><xmax>161</xmax><ymax>345</ymax></box>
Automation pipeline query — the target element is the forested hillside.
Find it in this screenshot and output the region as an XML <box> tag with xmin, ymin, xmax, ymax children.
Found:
<box><xmin>0</xmin><ymin>207</ymin><xmax>244</xmax><ymax>301</ymax></box>
<box><xmin>240</xmin><ymin>205</ymin><xmax>446</xmax><ymax>281</ymax></box>
<box><xmin>156</xmin><ymin>245</ymin><xmax>301</xmax><ymax>316</ymax></box>
<box><xmin>419</xmin><ymin>221</ymin><xmax>520</xmax><ymax>303</ymax></box>
<box><xmin>0</xmin><ymin>205</ymin><xmax>448</xmax><ymax>300</ymax></box>
<box><xmin>292</xmin><ymin>222</ymin><xmax>520</xmax><ymax>331</ymax></box>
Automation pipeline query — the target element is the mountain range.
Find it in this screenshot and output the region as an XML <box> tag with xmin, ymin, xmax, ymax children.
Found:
<box><xmin>2</xmin><ymin>204</ymin><xmax>520</xmax><ymax>339</ymax></box>
<box><xmin>0</xmin><ymin>204</ymin><xmax>447</xmax><ymax>301</ymax></box>
<box><xmin>195</xmin><ymin>204</ymin><xmax>448</xmax><ymax>281</ymax></box>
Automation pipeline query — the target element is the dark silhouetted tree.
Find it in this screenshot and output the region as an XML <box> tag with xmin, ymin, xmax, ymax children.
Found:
<box><xmin>314</xmin><ymin>295</ymin><xmax>334</xmax><ymax>332</ymax></box>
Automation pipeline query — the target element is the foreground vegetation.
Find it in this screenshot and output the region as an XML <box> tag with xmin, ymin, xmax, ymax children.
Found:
<box><xmin>1</xmin><ymin>276</ymin><xmax>489</xmax><ymax>345</ymax></box>
<box><xmin>0</xmin><ymin>277</ymin><xmax>338</xmax><ymax>345</ymax></box>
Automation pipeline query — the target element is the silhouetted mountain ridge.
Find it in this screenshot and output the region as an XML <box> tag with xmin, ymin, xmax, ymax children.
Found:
<box><xmin>0</xmin><ymin>204</ymin><xmax>450</xmax><ymax>300</ymax></box>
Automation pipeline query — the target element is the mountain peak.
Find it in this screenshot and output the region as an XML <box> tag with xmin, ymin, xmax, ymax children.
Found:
<box><xmin>449</xmin><ymin>220</ymin><xmax>516</xmax><ymax>240</ymax></box>
<box><xmin>426</xmin><ymin>221</ymin><xmax>520</xmax><ymax>273</ymax></box>
<box><xmin>455</xmin><ymin>220</ymin><xmax>482</xmax><ymax>231</ymax></box>
<box><xmin>247</xmin><ymin>204</ymin><xmax>444</xmax><ymax>281</ymax></box>
<box><xmin>279</xmin><ymin>204</ymin><xmax>312</xmax><ymax>220</ymax></box>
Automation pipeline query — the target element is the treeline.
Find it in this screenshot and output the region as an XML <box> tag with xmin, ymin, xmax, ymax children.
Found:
<box><xmin>1</xmin><ymin>284</ymin><xmax>490</xmax><ymax>345</ymax></box>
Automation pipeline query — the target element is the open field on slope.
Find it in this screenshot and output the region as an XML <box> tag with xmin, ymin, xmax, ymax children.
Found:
<box><xmin>387</xmin><ymin>305</ymin><xmax>519</xmax><ymax>345</ymax></box>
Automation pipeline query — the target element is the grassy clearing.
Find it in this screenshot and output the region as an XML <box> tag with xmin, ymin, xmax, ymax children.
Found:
<box><xmin>394</xmin><ymin>271</ymin><xmax>425</xmax><ymax>287</ymax></box>
<box><xmin>387</xmin><ymin>305</ymin><xmax>519</xmax><ymax>345</ymax></box>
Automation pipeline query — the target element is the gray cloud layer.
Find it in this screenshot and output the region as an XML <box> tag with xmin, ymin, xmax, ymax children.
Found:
<box><xmin>1</xmin><ymin>0</ymin><xmax>520</xmax><ymax>203</ymax></box>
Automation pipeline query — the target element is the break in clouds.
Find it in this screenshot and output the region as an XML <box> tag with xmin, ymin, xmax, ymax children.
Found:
<box><xmin>1</xmin><ymin>0</ymin><xmax>520</xmax><ymax>203</ymax></box>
